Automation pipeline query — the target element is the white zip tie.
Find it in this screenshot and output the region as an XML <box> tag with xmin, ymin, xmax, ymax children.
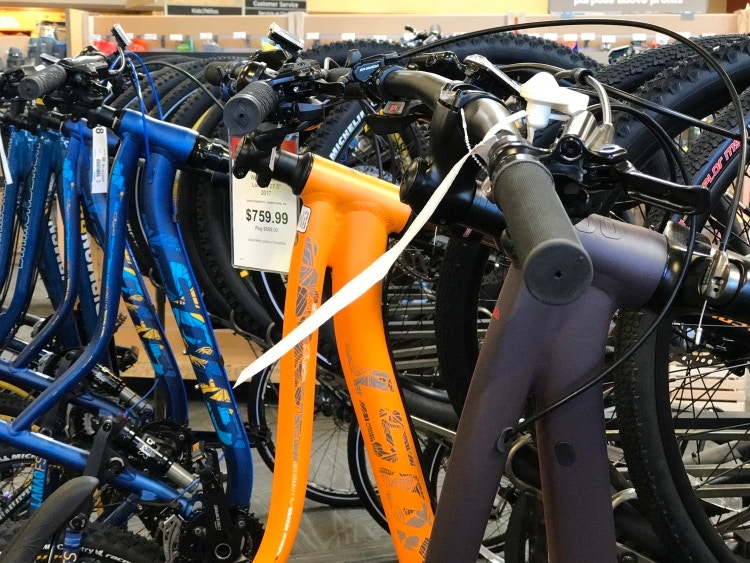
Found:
<box><xmin>695</xmin><ymin>298</ymin><xmax>708</xmax><ymax>347</ymax></box>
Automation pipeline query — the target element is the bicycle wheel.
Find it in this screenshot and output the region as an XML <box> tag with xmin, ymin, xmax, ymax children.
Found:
<box><xmin>246</xmin><ymin>363</ymin><xmax>359</xmax><ymax>507</ymax></box>
<box><xmin>610</xmin><ymin>89</ymin><xmax>750</xmax><ymax>562</ymax></box>
<box><xmin>612</xmin><ymin>305</ymin><xmax>750</xmax><ymax>561</ymax></box>
<box><xmin>0</xmin><ymin>520</ymin><xmax>164</xmax><ymax>562</ymax></box>
<box><xmin>0</xmin><ymin>445</ymin><xmax>35</xmax><ymax>523</ymax></box>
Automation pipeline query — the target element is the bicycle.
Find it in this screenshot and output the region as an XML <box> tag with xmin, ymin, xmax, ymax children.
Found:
<box><xmin>2</xmin><ymin>19</ymin><xmax>748</xmax><ymax>560</ymax></box>
<box><xmin>426</xmin><ymin>31</ymin><xmax>750</xmax><ymax>559</ymax></box>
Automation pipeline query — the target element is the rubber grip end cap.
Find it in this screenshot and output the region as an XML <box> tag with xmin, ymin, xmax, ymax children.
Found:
<box><xmin>524</xmin><ymin>238</ymin><xmax>593</xmax><ymax>305</ymax></box>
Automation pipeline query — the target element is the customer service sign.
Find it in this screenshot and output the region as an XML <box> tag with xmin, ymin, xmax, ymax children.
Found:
<box><xmin>245</xmin><ymin>0</ymin><xmax>307</xmax><ymax>14</ymax></box>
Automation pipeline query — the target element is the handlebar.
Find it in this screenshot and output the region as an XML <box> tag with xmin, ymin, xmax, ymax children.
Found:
<box><xmin>224</xmin><ymin>80</ymin><xmax>278</xmax><ymax>136</ymax></box>
<box><xmin>18</xmin><ymin>64</ymin><xmax>67</xmax><ymax>100</ymax></box>
<box><xmin>373</xmin><ymin>67</ymin><xmax>593</xmax><ymax>304</ymax></box>
<box><xmin>204</xmin><ymin>60</ymin><xmax>242</xmax><ymax>85</ymax></box>
<box><xmin>489</xmin><ymin>148</ymin><xmax>592</xmax><ymax>304</ymax></box>
<box><xmin>223</xmin><ymin>64</ymin><xmax>594</xmax><ymax>304</ymax></box>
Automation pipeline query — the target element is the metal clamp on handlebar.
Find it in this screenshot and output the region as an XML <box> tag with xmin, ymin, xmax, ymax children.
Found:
<box><xmin>231</xmin><ymin>133</ymin><xmax>312</xmax><ymax>192</ymax></box>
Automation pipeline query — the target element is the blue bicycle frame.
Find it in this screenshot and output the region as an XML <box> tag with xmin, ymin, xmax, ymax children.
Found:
<box><xmin>0</xmin><ymin>105</ymin><xmax>253</xmax><ymax>514</ymax></box>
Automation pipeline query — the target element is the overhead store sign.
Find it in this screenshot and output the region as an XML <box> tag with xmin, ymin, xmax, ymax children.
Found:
<box><xmin>166</xmin><ymin>5</ymin><xmax>243</xmax><ymax>14</ymax></box>
<box><xmin>549</xmin><ymin>0</ymin><xmax>706</xmax><ymax>12</ymax></box>
<box><xmin>245</xmin><ymin>0</ymin><xmax>307</xmax><ymax>15</ymax></box>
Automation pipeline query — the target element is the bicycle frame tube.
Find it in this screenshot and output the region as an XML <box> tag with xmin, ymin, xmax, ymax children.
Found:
<box><xmin>8</xmin><ymin>133</ymin><xmax>139</xmax><ymax>432</ymax></box>
<box><xmin>13</xmin><ymin>136</ymin><xmax>83</xmax><ymax>366</ymax></box>
<box><xmin>74</xmin><ymin>127</ymin><xmax>188</xmax><ymax>423</ymax></box>
<box><xmin>130</xmin><ymin>112</ymin><xmax>252</xmax><ymax>507</ymax></box>
<box><xmin>0</xmin><ymin>131</ymin><xmax>63</xmax><ymax>346</ymax></box>
<box><xmin>256</xmin><ymin>156</ymin><xmax>432</xmax><ymax>562</ymax></box>
<box><xmin>426</xmin><ymin>215</ymin><xmax>674</xmax><ymax>562</ymax></box>
<box><xmin>0</xmin><ymin>128</ymin><xmax>37</xmax><ymax>290</ymax></box>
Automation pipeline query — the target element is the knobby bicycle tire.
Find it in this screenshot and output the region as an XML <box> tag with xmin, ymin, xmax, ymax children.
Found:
<box><xmin>613</xmin><ymin>309</ymin><xmax>738</xmax><ymax>562</ymax></box>
<box><xmin>162</xmin><ymin>79</ymin><xmax>276</xmax><ymax>340</ymax></box>
<box><xmin>0</xmin><ymin>520</ymin><xmax>164</xmax><ymax>563</ymax></box>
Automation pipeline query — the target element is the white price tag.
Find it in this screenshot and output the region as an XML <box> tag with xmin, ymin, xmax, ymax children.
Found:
<box><xmin>232</xmin><ymin>175</ymin><xmax>297</xmax><ymax>273</ymax></box>
<box><xmin>169</xmin><ymin>34</ymin><xmax>183</xmax><ymax>41</ymax></box>
<box><xmin>231</xmin><ymin>137</ymin><xmax>298</xmax><ymax>273</ymax></box>
<box><xmin>233</xmin><ymin>31</ymin><xmax>247</xmax><ymax>40</ymax></box>
<box><xmin>341</xmin><ymin>32</ymin><xmax>356</xmax><ymax>41</ymax></box>
<box><xmin>143</xmin><ymin>33</ymin><xmax>158</xmax><ymax>41</ymax></box>
<box><xmin>563</xmin><ymin>33</ymin><xmax>578</xmax><ymax>42</ymax></box>
<box><xmin>0</xmin><ymin>132</ymin><xmax>12</xmax><ymax>187</ymax></box>
<box><xmin>580</xmin><ymin>32</ymin><xmax>596</xmax><ymax>42</ymax></box>
<box><xmin>91</xmin><ymin>126</ymin><xmax>109</xmax><ymax>194</ymax></box>
<box><xmin>543</xmin><ymin>33</ymin><xmax>558</xmax><ymax>41</ymax></box>
<box><xmin>199</xmin><ymin>32</ymin><xmax>213</xmax><ymax>40</ymax></box>
<box><xmin>632</xmin><ymin>33</ymin><xmax>648</xmax><ymax>42</ymax></box>
<box><xmin>306</xmin><ymin>32</ymin><xmax>320</xmax><ymax>40</ymax></box>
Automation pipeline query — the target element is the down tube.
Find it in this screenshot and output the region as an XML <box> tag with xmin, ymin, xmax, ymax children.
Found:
<box><xmin>254</xmin><ymin>198</ymin><xmax>334</xmax><ymax>562</ymax></box>
<box><xmin>332</xmin><ymin>210</ymin><xmax>433</xmax><ymax>561</ymax></box>
<box><xmin>138</xmin><ymin>152</ymin><xmax>252</xmax><ymax>506</ymax></box>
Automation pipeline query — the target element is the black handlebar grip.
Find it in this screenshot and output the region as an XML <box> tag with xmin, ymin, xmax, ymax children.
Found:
<box><xmin>491</xmin><ymin>157</ymin><xmax>592</xmax><ymax>305</ymax></box>
<box><xmin>325</xmin><ymin>67</ymin><xmax>352</xmax><ymax>82</ymax></box>
<box><xmin>223</xmin><ymin>80</ymin><xmax>278</xmax><ymax>136</ymax></box>
<box><xmin>204</xmin><ymin>61</ymin><xmax>235</xmax><ymax>85</ymax></box>
<box><xmin>18</xmin><ymin>65</ymin><xmax>68</xmax><ymax>100</ymax></box>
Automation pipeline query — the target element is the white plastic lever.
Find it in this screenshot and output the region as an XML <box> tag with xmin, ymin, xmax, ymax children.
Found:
<box><xmin>519</xmin><ymin>72</ymin><xmax>589</xmax><ymax>130</ymax></box>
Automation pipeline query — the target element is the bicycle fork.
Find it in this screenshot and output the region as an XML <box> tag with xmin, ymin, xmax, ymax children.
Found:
<box><xmin>256</xmin><ymin>155</ymin><xmax>433</xmax><ymax>562</ymax></box>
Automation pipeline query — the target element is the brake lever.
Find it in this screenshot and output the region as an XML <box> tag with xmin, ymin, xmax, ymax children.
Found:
<box><xmin>615</xmin><ymin>162</ymin><xmax>710</xmax><ymax>215</ymax></box>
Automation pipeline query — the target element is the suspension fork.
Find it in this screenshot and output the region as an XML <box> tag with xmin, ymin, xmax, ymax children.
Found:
<box><xmin>256</xmin><ymin>155</ymin><xmax>432</xmax><ymax>562</ymax></box>
<box><xmin>426</xmin><ymin>215</ymin><xmax>673</xmax><ymax>563</ymax></box>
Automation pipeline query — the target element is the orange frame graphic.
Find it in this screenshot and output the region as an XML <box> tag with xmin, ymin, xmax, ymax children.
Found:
<box><xmin>255</xmin><ymin>155</ymin><xmax>434</xmax><ymax>561</ymax></box>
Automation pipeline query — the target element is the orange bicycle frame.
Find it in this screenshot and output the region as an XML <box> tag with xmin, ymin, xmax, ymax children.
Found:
<box><xmin>255</xmin><ymin>155</ymin><xmax>434</xmax><ymax>561</ymax></box>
